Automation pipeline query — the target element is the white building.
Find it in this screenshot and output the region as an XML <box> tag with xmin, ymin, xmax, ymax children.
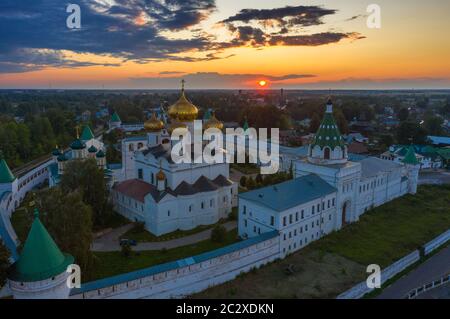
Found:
<box><xmin>239</xmin><ymin>99</ymin><xmax>420</xmax><ymax>256</ymax></box>
<box><xmin>112</xmin><ymin>83</ymin><xmax>238</xmax><ymax>236</ymax></box>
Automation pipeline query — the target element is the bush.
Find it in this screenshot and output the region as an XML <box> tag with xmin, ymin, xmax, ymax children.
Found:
<box><xmin>121</xmin><ymin>243</ymin><xmax>132</xmax><ymax>258</ymax></box>
<box><xmin>240</xmin><ymin>176</ymin><xmax>247</xmax><ymax>187</ymax></box>
<box><xmin>211</xmin><ymin>225</ymin><xmax>227</xmax><ymax>243</ymax></box>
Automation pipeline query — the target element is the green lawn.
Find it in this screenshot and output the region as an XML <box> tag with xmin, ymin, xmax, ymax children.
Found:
<box><xmin>88</xmin><ymin>229</ymin><xmax>239</xmax><ymax>282</ymax></box>
<box><xmin>194</xmin><ymin>185</ymin><xmax>450</xmax><ymax>298</ymax></box>
<box><xmin>122</xmin><ymin>223</ymin><xmax>218</xmax><ymax>243</ymax></box>
<box><xmin>313</xmin><ymin>185</ymin><xmax>450</xmax><ymax>267</ymax></box>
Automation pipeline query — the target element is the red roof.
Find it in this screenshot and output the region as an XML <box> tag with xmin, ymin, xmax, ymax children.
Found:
<box><xmin>348</xmin><ymin>141</ymin><xmax>369</xmax><ymax>154</ymax></box>
<box><xmin>114</xmin><ymin>179</ymin><xmax>155</xmax><ymax>203</ymax></box>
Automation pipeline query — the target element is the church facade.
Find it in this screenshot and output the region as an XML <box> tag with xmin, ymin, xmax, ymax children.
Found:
<box><xmin>112</xmin><ymin>83</ymin><xmax>238</xmax><ymax>236</ymax></box>
<box><xmin>238</xmin><ymin>99</ymin><xmax>420</xmax><ymax>257</ymax></box>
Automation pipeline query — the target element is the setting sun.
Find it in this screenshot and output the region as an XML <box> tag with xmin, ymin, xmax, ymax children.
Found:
<box><xmin>259</xmin><ymin>80</ymin><xmax>267</xmax><ymax>87</ymax></box>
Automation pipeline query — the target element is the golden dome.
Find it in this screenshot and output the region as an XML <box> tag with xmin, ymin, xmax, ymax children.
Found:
<box><xmin>204</xmin><ymin>112</ymin><xmax>223</xmax><ymax>130</ymax></box>
<box><xmin>167</xmin><ymin>118</ymin><xmax>188</xmax><ymax>134</ymax></box>
<box><xmin>156</xmin><ymin>169</ymin><xmax>166</xmax><ymax>181</ymax></box>
<box><xmin>144</xmin><ymin>112</ymin><xmax>164</xmax><ymax>132</ymax></box>
<box><xmin>168</xmin><ymin>80</ymin><xmax>198</xmax><ymax>121</ymax></box>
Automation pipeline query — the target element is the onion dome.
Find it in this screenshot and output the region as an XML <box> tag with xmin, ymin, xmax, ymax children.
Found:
<box><xmin>0</xmin><ymin>151</ymin><xmax>16</xmax><ymax>183</ymax></box>
<box><xmin>156</xmin><ymin>169</ymin><xmax>166</xmax><ymax>181</ymax></box>
<box><xmin>168</xmin><ymin>80</ymin><xmax>198</xmax><ymax>121</ymax></box>
<box><xmin>168</xmin><ymin>118</ymin><xmax>188</xmax><ymax>134</ymax></box>
<box><xmin>88</xmin><ymin>145</ymin><xmax>98</xmax><ymax>153</ymax></box>
<box><xmin>8</xmin><ymin>208</ymin><xmax>74</xmax><ymax>282</ymax></box>
<box><xmin>57</xmin><ymin>154</ymin><xmax>68</xmax><ymax>162</ymax></box>
<box><xmin>204</xmin><ymin>111</ymin><xmax>224</xmax><ymax>130</ymax></box>
<box><xmin>144</xmin><ymin>112</ymin><xmax>164</xmax><ymax>132</ymax></box>
<box><xmin>70</xmin><ymin>139</ymin><xmax>86</xmax><ymax>150</ymax></box>
<box><xmin>52</xmin><ymin>146</ymin><xmax>62</xmax><ymax>157</ymax></box>
<box><xmin>96</xmin><ymin>150</ymin><xmax>105</xmax><ymax>158</ymax></box>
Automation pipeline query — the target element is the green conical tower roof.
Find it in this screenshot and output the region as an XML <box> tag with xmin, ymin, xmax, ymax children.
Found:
<box><xmin>243</xmin><ymin>117</ymin><xmax>249</xmax><ymax>132</ymax></box>
<box><xmin>311</xmin><ymin>99</ymin><xmax>345</xmax><ymax>150</ymax></box>
<box><xmin>80</xmin><ymin>125</ymin><xmax>94</xmax><ymax>141</ymax></box>
<box><xmin>8</xmin><ymin>209</ymin><xmax>74</xmax><ymax>282</ymax></box>
<box><xmin>402</xmin><ymin>145</ymin><xmax>420</xmax><ymax>165</ymax></box>
<box><xmin>0</xmin><ymin>151</ymin><xmax>16</xmax><ymax>183</ymax></box>
<box><xmin>111</xmin><ymin>111</ymin><xmax>121</xmax><ymax>122</ymax></box>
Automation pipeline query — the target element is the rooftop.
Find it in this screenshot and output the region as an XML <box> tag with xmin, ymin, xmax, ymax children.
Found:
<box><xmin>239</xmin><ymin>174</ymin><xmax>336</xmax><ymax>212</ymax></box>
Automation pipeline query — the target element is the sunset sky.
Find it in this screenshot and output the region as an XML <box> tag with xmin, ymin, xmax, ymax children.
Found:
<box><xmin>0</xmin><ymin>0</ymin><xmax>449</xmax><ymax>89</ymax></box>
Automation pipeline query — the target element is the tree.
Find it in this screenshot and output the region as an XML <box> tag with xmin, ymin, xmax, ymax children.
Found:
<box><xmin>39</xmin><ymin>188</ymin><xmax>94</xmax><ymax>273</ymax></box>
<box><xmin>0</xmin><ymin>240</ymin><xmax>10</xmax><ymax>287</ymax></box>
<box><xmin>239</xmin><ymin>176</ymin><xmax>247</xmax><ymax>188</ymax></box>
<box><xmin>60</xmin><ymin>159</ymin><xmax>112</xmax><ymax>227</ymax></box>
<box><xmin>255</xmin><ymin>174</ymin><xmax>263</xmax><ymax>184</ymax></box>
<box><xmin>398</xmin><ymin>108</ymin><xmax>410</xmax><ymax>122</ymax></box>
<box><xmin>121</xmin><ymin>243</ymin><xmax>132</xmax><ymax>258</ymax></box>
<box><xmin>309</xmin><ymin>113</ymin><xmax>321</xmax><ymax>133</ymax></box>
<box><xmin>334</xmin><ymin>109</ymin><xmax>349</xmax><ymax>134</ymax></box>
<box><xmin>211</xmin><ymin>225</ymin><xmax>227</xmax><ymax>243</ymax></box>
<box><xmin>396</xmin><ymin>121</ymin><xmax>428</xmax><ymax>145</ymax></box>
<box><xmin>424</xmin><ymin>116</ymin><xmax>444</xmax><ymax>136</ymax></box>
<box><xmin>246</xmin><ymin>177</ymin><xmax>256</xmax><ymax>190</ymax></box>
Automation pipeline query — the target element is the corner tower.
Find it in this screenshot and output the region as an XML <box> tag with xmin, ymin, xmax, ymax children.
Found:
<box><xmin>308</xmin><ymin>99</ymin><xmax>348</xmax><ymax>165</ymax></box>
<box><xmin>402</xmin><ymin>145</ymin><xmax>420</xmax><ymax>194</ymax></box>
<box><xmin>7</xmin><ymin>209</ymin><xmax>74</xmax><ymax>299</ymax></box>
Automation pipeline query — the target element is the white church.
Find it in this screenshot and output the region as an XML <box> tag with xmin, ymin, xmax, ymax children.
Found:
<box><xmin>238</xmin><ymin>99</ymin><xmax>420</xmax><ymax>257</ymax></box>
<box><xmin>111</xmin><ymin>82</ymin><xmax>238</xmax><ymax>236</ymax></box>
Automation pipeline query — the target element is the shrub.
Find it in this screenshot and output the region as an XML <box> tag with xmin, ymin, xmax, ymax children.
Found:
<box><xmin>211</xmin><ymin>225</ymin><xmax>227</xmax><ymax>243</ymax></box>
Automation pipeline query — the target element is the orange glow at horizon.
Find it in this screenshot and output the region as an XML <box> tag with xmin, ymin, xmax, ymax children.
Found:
<box><xmin>259</xmin><ymin>80</ymin><xmax>267</xmax><ymax>87</ymax></box>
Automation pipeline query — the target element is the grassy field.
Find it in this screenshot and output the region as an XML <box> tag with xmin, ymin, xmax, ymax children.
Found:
<box><xmin>193</xmin><ymin>185</ymin><xmax>450</xmax><ymax>299</ymax></box>
<box><xmin>88</xmin><ymin>229</ymin><xmax>239</xmax><ymax>282</ymax></box>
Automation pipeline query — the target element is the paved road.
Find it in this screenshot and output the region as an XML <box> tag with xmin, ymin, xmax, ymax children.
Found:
<box><xmin>416</xmin><ymin>282</ymin><xmax>450</xmax><ymax>299</ymax></box>
<box><xmin>419</xmin><ymin>170</ymin><xmax>450</xmax><ymax>185</ymax></box>
<box><xmin>92</xmin><ymin>221</ymin><xmax>237</xmax><ymax>252</ymax></box>
<box><xmin>377</xmin><ymin>245</ymin><xmax>450</xmax><ymax>299</ymax></box>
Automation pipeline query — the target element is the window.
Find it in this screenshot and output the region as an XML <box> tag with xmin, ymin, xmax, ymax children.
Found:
<box><xmin>317</xmin><ymin>204</ymin><xmax>320</xmax><ymax>212</ymax></box>
<box><xmin>243</xmin><ymin>206</ymin><xmax>247</xmax><ymax>215</ymax></box>
<box><xmin>138</xmin><ymin>169</ymin><xmax>143</xmax><ymax>180</ymax></box>
<box><xmin>167</xmin><ymin>210</ymin><xmax>171</xmax><ymax>217</ymax></box>
<box><xmin>283</xmin><ymin>216</ymin><xmax>287</xmax><ymax>227</ymax></box>
<box><xmin>189</xmin><ymin>205</ymin><xmax>192</xmax><ymax>212</ymax></box>
<box><xmin>295</xmin><ymin>212</ymin><xmax>299</xmax><ymax>222</ymax></box>
<box><xmin>201</xmin><ymin>202</ymin><xmax>204</xmax><ymax>209</ymax></box>
<box><xmin>332</xmin><ymin>198</ymin><xmax>335</xmax><ymax>206</ymax></box>
<box><xmin>312</xmin><ymin>206</ymin><xmax>315</xmax><ymax>214</ymax></box>
<box><xmin>301</xmin><ymin>210</ymin><xmax>304</xmax><ymax>219</ymax></box>
<box><xmin>322</xmin><ymin>202</ymin><xmax>325</xmax><ymax>210</ymax></box>
<box><xmin>151</xmin><ymin>173</ymin><xmax>154</xmax><ymax>184</ymax></box>
<box><xmin>244</xmin><ymin>219</ymin><xmax>248</xmax><ymax>227</ymax></box>
<box><xmin>328</xmin><ymin>200</ymin><xmax>330</xmax><ymax>208</ymax></box>
<box><xmin>270</xmin><ymin>216</ymin><xmax>275</xmax><ymax>226</ymax></box>
<box><xmin>210</xmin><ymin>199</ymin><xmax>214</xmax><ymax>207</ymax></box>
<box><xmin>312</xmin><ymin>222</ymin><xmax>314</xmax><ymax>228</ymax></box>
<box><xmin>294</xmin><ymin>230</ymin><xmax>297</xmax><ymax>236</ymax></box>
<box><xmin>305</xmin><ymin>225</ymin><xmax>308</xmax><ymax>231</ymax></box>
<box><xmin>300</xmin><ymin>226</ymin><xmax>303</xmax><ymax>233</ymax></box>
<box><xmin>289</xmin><ymin>214</ymin><xmax>293</xmax><ymax>224</ymax></box>
<box><xmin>283</xmin><ymin>234</ymin><xmax>287</xmax><ymax>240</ymax></box>
<box><xmin>129</xmin><ymin>144</ymin><xmax>134</xmax><ymax>151</ymax></box>
<box><xmin>254</xmin><ymin>226</ymin><xmax>257</xmax><ymax>233</ymax></box>
<box><xmin>329</xmin><ymin>214</ymin><xmax>332</xmax><ymax>221</ymax></box>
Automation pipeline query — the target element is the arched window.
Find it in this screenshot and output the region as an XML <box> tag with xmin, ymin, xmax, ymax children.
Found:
<box><xmin>324</xmin><ymin>147</ymin><xmax>331</xmax><ymax>160</ymax></box>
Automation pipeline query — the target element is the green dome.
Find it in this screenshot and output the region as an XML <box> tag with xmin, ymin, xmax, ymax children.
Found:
<box><xmin>88</xmin><ymin>145</ymin><xmax>98</xmax><ymax>153</ymax></box>
<box><xmin>8</xmin><ymin>209</ymin><xmax>74</xmax><ymax>282</ymax></box>
<box><xmin>0</xmin><ymin>151</ymin><xmax>16</xmax><ymax>183</ymax></box>
<box><xmin>52</xmin><ymin>147</ymin><xmax>62</xmax><ymax>156</ymax></box>
<box><xmin>96</xmin><ymin>150</ymin><xmax>105</xmax><ymax>158</ymax></box>
<box><xmin>70</xmin><ymin>138</ymin><xmax>86</xmax><ymax>150</ymax></box>
<box><xmin>311</xmin><ymin>100</ymin><xmax>345</xmax><ymax>150</ymax></box>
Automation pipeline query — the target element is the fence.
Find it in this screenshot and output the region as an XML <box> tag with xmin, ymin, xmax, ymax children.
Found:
<box><xmin>405</xmin><ymin>273</ymin><xmax>450</xmax><ymax>299</ymax></box>
<box><xmin>337</xmin><ymin>228</ymin><xmax>450</xmax><ymax>299</ymax></box>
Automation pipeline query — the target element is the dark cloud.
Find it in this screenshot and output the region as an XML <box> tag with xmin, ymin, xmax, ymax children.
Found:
<box><xmin>221</xmin><ymin>5</ymin><xmax>336</xmax><ymax>27</ymax></box>
<box><xmin>0</xmin><ymin>1</ymin><xmax>364</xmax><ymax>74</ymax></box>
<box><xmin>269</xmin><ymin>32</ymin><xmax>364</xmax><ymax>46</ymax></box>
